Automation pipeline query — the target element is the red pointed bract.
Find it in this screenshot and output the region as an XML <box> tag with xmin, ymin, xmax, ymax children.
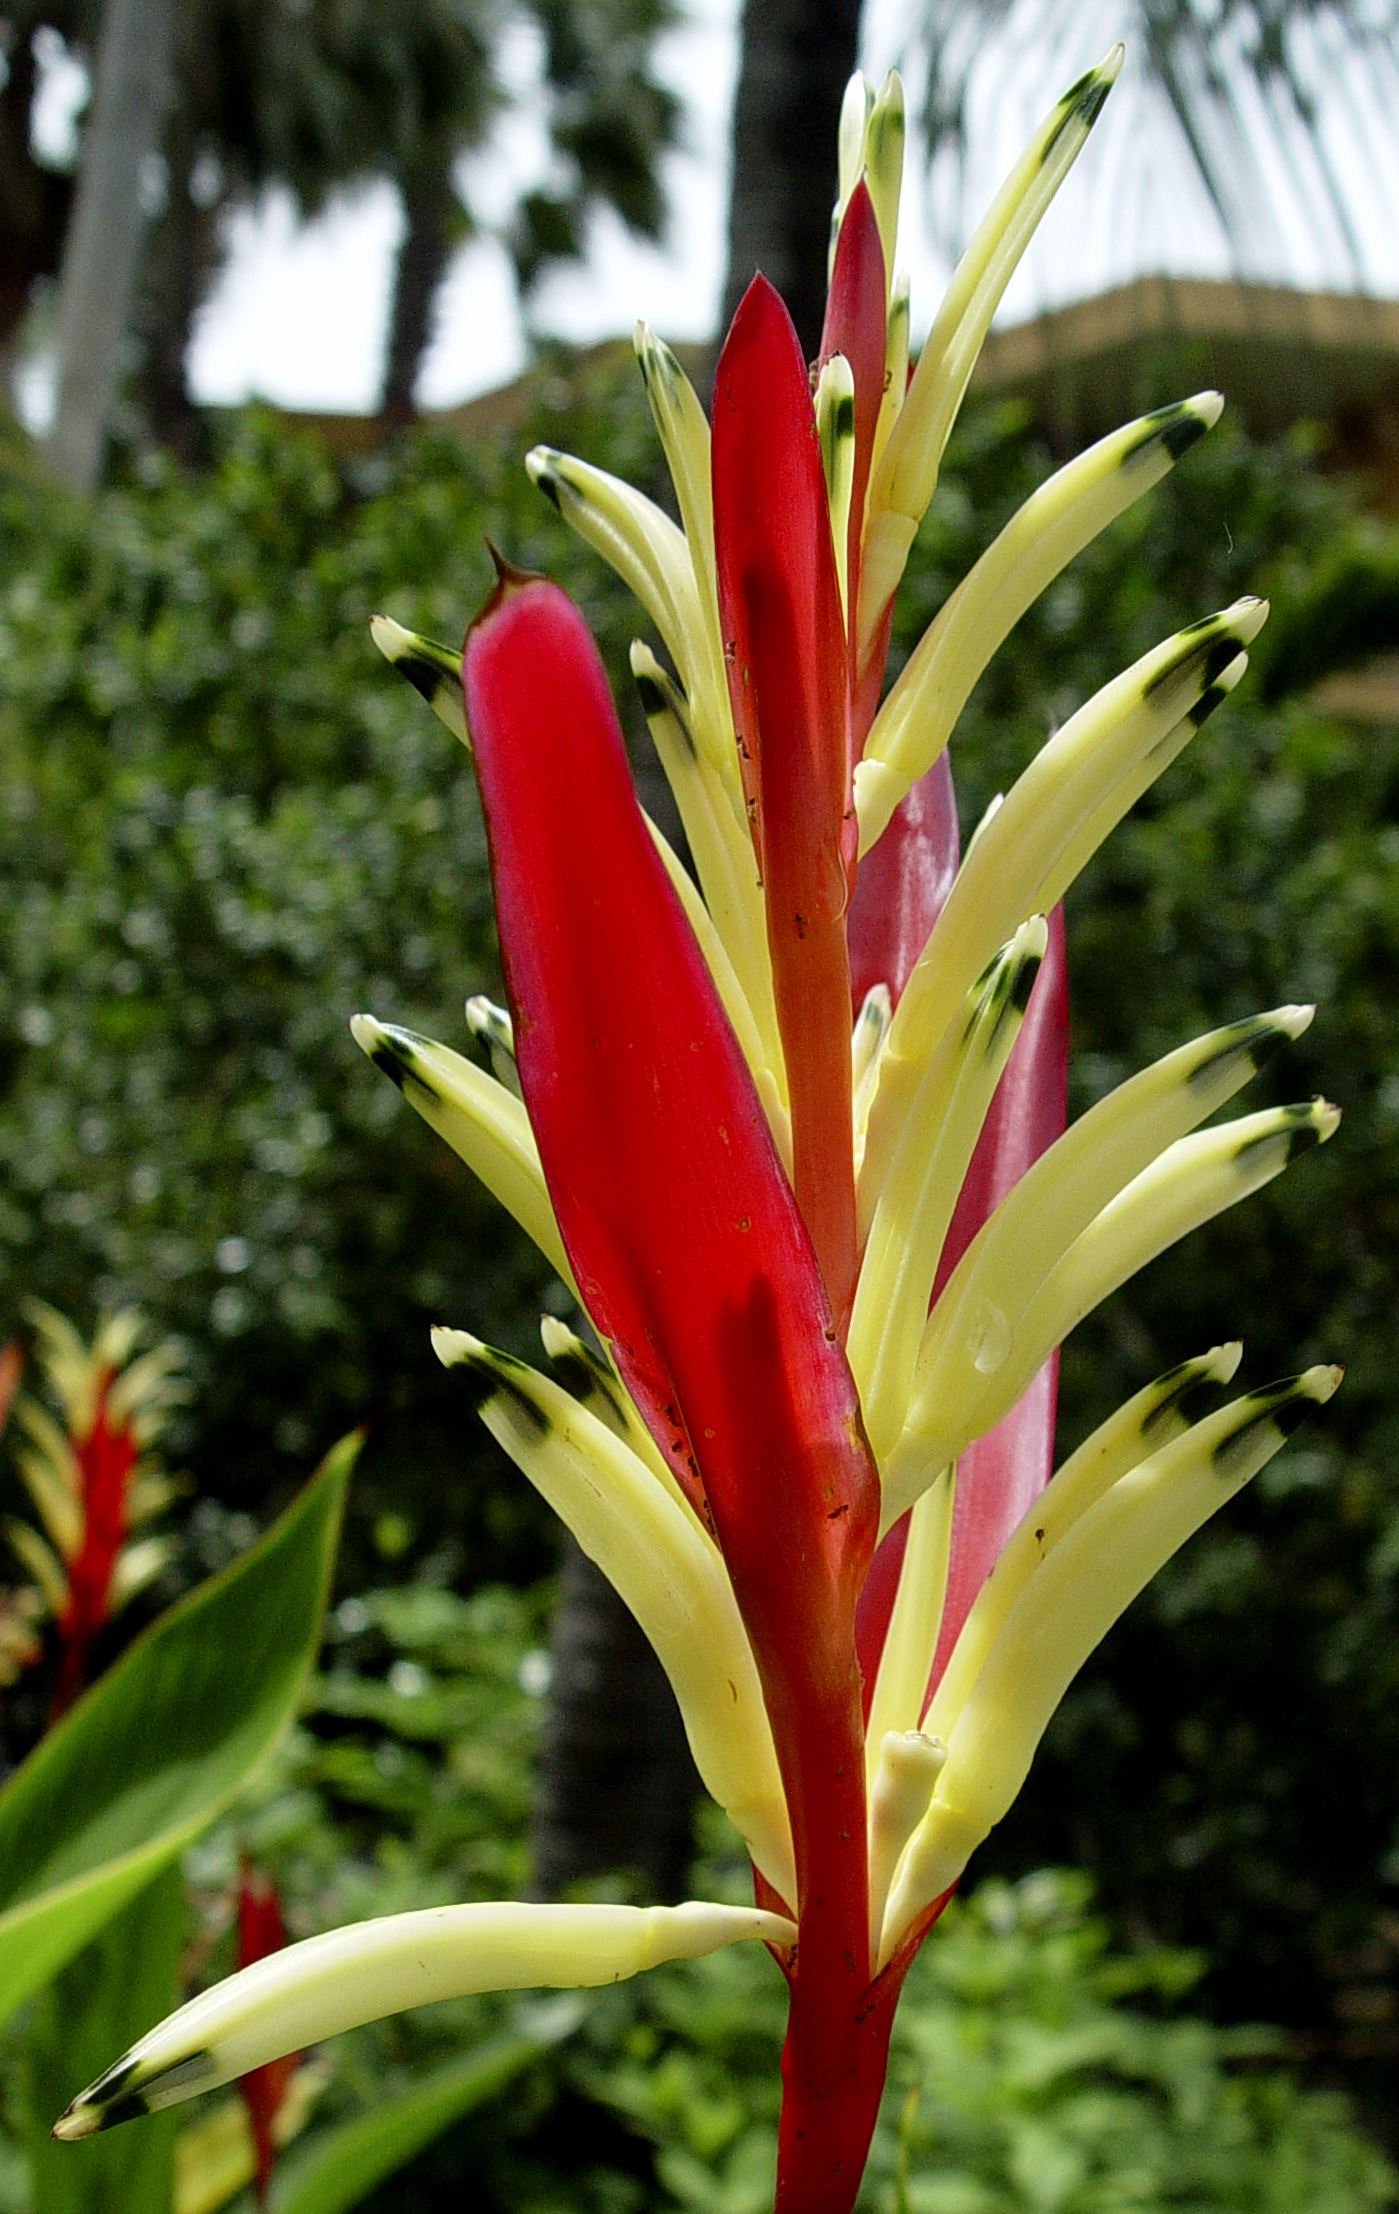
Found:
<box><xmin>713</xmin><ymin>277</ymin><xmax>859</xmax><ymax>1325</ymax></box>
<box><xmin>925</xmin><ymin>904</ymin><xmax>1069</xmax><ymax>1700</ymax></box>
<box><xmin>49</xmin><ymin>1375</ymin><xmax>138</xmax><ymax>1722</ymax></box>
<box><xmin>847</xmin><ymin>751</ymin><xmax>960</xmax><ymax>1013</ymax></box>
<box><xmin>819</xmin><ymin>180</ymin><xmax>887</xmax><ymax>665</ymax></box>
<box><xmin>851</xmin><ymin>755</ymin><xmax>960</xmax><ymax>1700</ymax></box>
<box><xmin>856</xmin><ymin>905</ymin><xmax>1067</xmax><ymax>1709</ymax></box>
<box><xmin>465</xmin><ymin>577</ymin><xmax>878</xmax><ymax>1960</ymax></box>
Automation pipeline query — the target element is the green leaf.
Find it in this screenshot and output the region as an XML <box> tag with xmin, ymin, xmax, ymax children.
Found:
<box><xmin>268</xmin><ymin>2014</ymin><xmax>576</xmax><ymax>2214</ymax></box>
<box><xmin>24</xmin><ymin>1863</ymin><xmax>186</xmax><ymax>2214</ymax></box>
<box><xmin>0</xmin><ymin>1435</ymin><xmax>354</xmax><ymax>2028</ymax></box>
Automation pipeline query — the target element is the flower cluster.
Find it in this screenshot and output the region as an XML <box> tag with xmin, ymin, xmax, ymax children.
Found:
<box><xmin>5</xmin><ymin>1303</ymin><xmax>188</xmax><ymax>1718</ymax></box>
<box><xmin>59</xmin><ymin>48</ymin><xmax>1337</xmax><ymax>2214</ymax></box>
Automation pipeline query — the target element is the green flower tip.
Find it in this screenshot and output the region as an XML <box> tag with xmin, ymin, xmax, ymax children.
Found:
<box><xmin>369</xmin><ymin>613</ymin><xmax>412</xmax><ymax>663</ymax></box>
<box><xmin>524</xmin><ymin>447</ymin><xmax>564</xmax><ymax>508</ymax></box>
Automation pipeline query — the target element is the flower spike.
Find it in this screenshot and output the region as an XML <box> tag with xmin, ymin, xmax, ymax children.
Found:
<box><xmin>74</xmin><ymin>47</ymin><xmax>1344</xmax><ymax>2214</ymax></box>
<box><xmin>8</xmin><ymin>1305</ymin><xmax>189</xmax><ymax>1717</ymax></box>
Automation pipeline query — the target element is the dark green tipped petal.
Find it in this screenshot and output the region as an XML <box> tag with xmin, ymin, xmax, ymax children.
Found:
<box><xmin>1120</xmin><ymin>392</ymin><xmax>1223</xmax><ymax>469</ymax></box>
<box><xmin>1185</xmin><ymin>1006</ymin><xmax>1313</xmax><ymax>1095</ymax></box>
<box><xmin>369</xmin><ymin>617</ymin><xmax>468</xmax><ymax>745</ymax></box>
<box><xmin>1233</xmin><ymin>1097</ymin><xmax>1337</xmax><ymax>1163</ymax></box>
<box><xmin>1044</xmin><ymin>45</ymin><xmax>1123</xmax><ymax>160</ymax></box>
<box><xmin>439</xmin><ymin>1335</ymin><xmax>553</xmax><ymax>1437</ymax></box>
<box><xmin>541</xmin><ymin>1324</ymin><xmax>630</xmax><ymax>1433</ymax></box>
<box><xmin>634</xmin><ymin>670</ymin><xmax>668</xmax><ymax>718</ymax></box>
<box><xmin>1140</xmin><ymin>1353</ymin><xmax>1239</xmax><ymax>1440</ymax></box>
<box><xmin>353</xmin><ymin>1020</ymin><xmax>433</xmax><ymax>1103</ymax></box>
<box><xmin>1212</xmin><ymin>1368</ymin><xmax>1342</xmax><ymax>1480</ymax></box>
<box><xmin>55</xmin><ymin>2049</ymin><xmax>218</xmax><ymax>2139</ymax></box>
<box><xmin>1008</xmin><ymin>950</ymin><xmax>1042</xmax><ymax>1018</ymax></box>
<box><xmin>1142</xmin><ymin>603</ymin><xmax>1264</xmax><ymax>701</ymax></box>
<box><xmin>1188</xmin><ymin>682</ymin><xmax>1231</xmax><ymax>728</ymax></box>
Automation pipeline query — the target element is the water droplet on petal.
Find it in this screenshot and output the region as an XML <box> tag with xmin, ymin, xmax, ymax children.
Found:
<box><xmin>969</xmin><ymin>1300</ymin><xmax>1011</xmax><ymax>1376</ymax></box>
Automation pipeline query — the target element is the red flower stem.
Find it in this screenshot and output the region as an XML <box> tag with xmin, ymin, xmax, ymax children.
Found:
<box><xmin>774</xmin><ymin>1889</ymin><xmax>954</xmax><ymax>2212</ymax></box>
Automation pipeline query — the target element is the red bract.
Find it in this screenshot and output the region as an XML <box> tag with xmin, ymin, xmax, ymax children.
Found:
<box><xmin>465</xmin><ymin>586</ymin><xmax>879</xmax><ymax>2042</ymax></box>
<box><xmin>819</xmin><ymin>178</ymin><xmax>887</xmax><ymax>691</ymax></box>
<box><xmin>928</xmin><ymin>908</ymin><xmax>1068</xmax><ymax>1684</ymax></box>
<box><xmin>713</xmin><ymin>279</ymin><xmax>860</xmax><ymax>1326</ymax></box>
<box><xmin>237</xmin><ymin>1867</ymin><xmax>298</xmax><ymax>2206</ymax></box>
<box><xmin>51</xmin><ymin>1380</ymin><xmax>138</xmax><ymax>1718</ymax></box>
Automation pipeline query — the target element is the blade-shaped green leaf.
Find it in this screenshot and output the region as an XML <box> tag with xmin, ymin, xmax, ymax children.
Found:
<box><xmin>25</xmin><ymin>1863</ymin><xmax>186</xmax><ymax>2214</ymax></box>
<box><xmin>0</xmin><ymin>1436</ymin><xmax>353</xmax><ymax>2027</ymax></box>
<box><xmin>268</xmin><ymin>2013</ymin><xmax>577</xmax><ymax>2214</ymax></box>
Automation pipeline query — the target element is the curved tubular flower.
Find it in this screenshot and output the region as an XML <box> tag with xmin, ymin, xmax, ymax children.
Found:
<box><xmin>61</xmin><ymin>47</ymin><xmax>1341</xmax><ymax>2214</ymax></box>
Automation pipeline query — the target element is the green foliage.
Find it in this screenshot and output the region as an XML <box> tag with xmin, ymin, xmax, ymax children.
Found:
<box><xmin>569</xmin><ymin>1872</ymin><xmax>1394</xmax><ymax>2214</ymax></box>
<box><xmin>267</xmin><ymin>2031</ymin><xmax>566</xmax><ymax>2214</ymax></box>
<box><xmin>22</xmin><ymin>1865</ymin><xmax>184</xmax><ymax>2214</ymax></box>
<box><xmin>0</xmin><ymin>1440</ymin><xmax>348</xmax><ymax>2023</ymax></box>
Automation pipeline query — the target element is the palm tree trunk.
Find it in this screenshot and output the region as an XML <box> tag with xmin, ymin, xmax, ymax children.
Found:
<box><xmin>529</xmin><ymin>1537</ymin><xmax>699</xmax><ymax>1903</ymax></box>
<box><xmin>138</xmin><ymin>104</ymin><xmax>218</xmax><ymax>464</ymax></box>
<box><xmin>380</xmin><ymin>164</ymin><xmax>457</xmax><ymax>424</ymax></box>
<box><xmin>719</xmin><ymin>0</ymin><xmax>863</xmax><ymax>359</ymax></box>
<box><xmin>0</xmin><ymin>34</ymin><xmax>73</xmax><ymax>362</ymax></box>
<box><xmin>45</xmin><ymin>0</ymin><xmax>175</xmax><ymax>491</ymax></box>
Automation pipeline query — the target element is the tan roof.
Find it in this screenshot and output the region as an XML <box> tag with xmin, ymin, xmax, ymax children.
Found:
<box><xmin>971</xmin><ymin>275</ymin><xmax>1399</xmax><ymax>461</ymax></box>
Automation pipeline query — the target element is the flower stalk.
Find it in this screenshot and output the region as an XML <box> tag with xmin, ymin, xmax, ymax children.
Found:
<box><xmin>58</xmin><ymin>46</ymin><xmax>1340</xmax><ymax>2214</ymax></box>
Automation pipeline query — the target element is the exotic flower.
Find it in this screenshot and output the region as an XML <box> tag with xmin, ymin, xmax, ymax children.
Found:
<box><xmin>6</xmin><ymin>1303</ymin><xmax>188</xmax><ymax>1718</ymax></box>
<box><xmin>58</xmin><ymin>49</ymin><xmax>1339</xmax><ymax>2214</ymax></box>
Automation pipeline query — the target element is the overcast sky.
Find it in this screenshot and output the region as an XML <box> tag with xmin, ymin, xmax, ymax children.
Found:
<box><xmin>28</xmin><ymin>0</ymin><xmax>1399</xmax><ymax>424</ymax></box>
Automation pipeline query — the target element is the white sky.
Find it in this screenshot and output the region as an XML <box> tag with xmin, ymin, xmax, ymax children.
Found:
<box><xmin>25</xmin><ymin>0</ymin><xmax>1399</xmax><ymax>423</ymax></box>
